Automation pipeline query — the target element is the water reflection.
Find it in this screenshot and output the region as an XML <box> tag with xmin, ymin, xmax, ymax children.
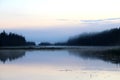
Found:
<box><xmin>0</xmin><ymin>50</ymin><xmax>25</xmax><ymax>63</ymax></box>
<box><xmin>0</xmin><ymin>48</ymin><xmax>120</xmax><ymax>80</ymax></box>
<box><xmin>69</xmin><ymin>48</ymin><xmax>120</xmax><ymax>64</ymax></box>
<box><xmin>0</xmin><ymin>48</ymin><xmax>120</xmax><ymax>65</ymax></box>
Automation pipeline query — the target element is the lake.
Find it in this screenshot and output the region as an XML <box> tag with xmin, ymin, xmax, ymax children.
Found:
<box><xmin>0</xmin><ymin>47</ymin><xmax>120</xmax><ymax>80</ymax></box>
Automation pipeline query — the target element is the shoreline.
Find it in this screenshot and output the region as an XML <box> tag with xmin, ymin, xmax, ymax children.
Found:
<box><xmin>0</xmin><ymin>46</ymin><xmax>120</xmax><ymax>50</ymax></box>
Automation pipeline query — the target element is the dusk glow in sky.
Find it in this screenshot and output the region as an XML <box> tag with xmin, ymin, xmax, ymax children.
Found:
<box><xmin>0</xmin><ymin>0</ymin><xmax>120</xmax><ymax>42</ymax></box>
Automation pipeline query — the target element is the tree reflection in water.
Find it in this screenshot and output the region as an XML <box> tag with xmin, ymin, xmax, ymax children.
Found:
<box><xmin>0</xmin><ymin>50</ymin><xmax>25</xmax><ymax>63</ymax></box>
<box><xmin>69</xmin><ymin>48</ymin><xmax>120</xmax><ymax>64</ymax></box>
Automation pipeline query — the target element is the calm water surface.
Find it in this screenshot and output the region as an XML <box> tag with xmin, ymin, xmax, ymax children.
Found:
<box><xmin>0</xmin><ymin>48</ymin><xmax>120</xmax><ymax>80</ymax></box>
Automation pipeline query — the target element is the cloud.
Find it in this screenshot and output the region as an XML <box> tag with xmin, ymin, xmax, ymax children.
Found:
<box><xmin>56</xmin><ymin>17</ymin><xmax>120</xmax><ymax>23</ymax></box>
<box><xmin>80</xmin><ymin>18</ymin><xmax>120</xmax><ymax>23</ymax></box>
<box><xmin>80</xmin><ymin>20</ymin><xmax>103</xmax><ymax>23</ymax></box>
<box><xmin>104</xmin><ymin>18</ymin><xmax>120</xmax><ymax>20</ymax></box>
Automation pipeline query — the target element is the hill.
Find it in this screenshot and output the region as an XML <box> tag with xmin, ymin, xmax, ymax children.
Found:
<box><xmin>66</xmin><ymin>27</ymin><xmax>120</xmax><ymax>46</ymax></box>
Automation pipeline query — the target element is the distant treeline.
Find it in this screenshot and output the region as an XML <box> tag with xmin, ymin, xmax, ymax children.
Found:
<box><xmin>1</xmin><ymin>27</ymin><xmax>120</xmax><ymax>46</ymax></box>
<box><xmin>39</xmin><ymin>27</ymin><xmax>120</xmax><ymax>46</ymax></box>
<box><xmin>66</xmin><ymin>28</ymin><xmax>120</xmax><ymax>46</ymax></box>
<box><xmin>0</xmin><ymin>31</ymin><xmax>35</xmax><ymax>46</ymax></box>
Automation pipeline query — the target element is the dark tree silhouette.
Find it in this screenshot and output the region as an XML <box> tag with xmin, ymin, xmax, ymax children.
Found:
<box><xmin>39</xmin><ymin>42</ymin><xmax>52</xmax><ymax>46</ymax></box>
<box><xmin>26</xmin><ymin>42</ymin><xmax>36</xmax><ymax>46</ymax></box>
<box><xmin>0</xmin><ymin>31</ymin><xmax>35</xmax><ymax>46</ymax></box>
<box><xmin>67</xmin><ymin>27</ymin><xmax>120</xmax><ymax>46</ymax></box>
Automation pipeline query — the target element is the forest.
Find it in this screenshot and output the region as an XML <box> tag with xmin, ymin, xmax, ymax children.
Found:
<box><xmin>66</xmin><ymin>27</ymin><xmax>120</xmax><ymax>46</ymax></box>
<box><xmin>0</xmin><ymin>27</ymin><xmax>120</xmax><ymax>46</ymax></box>
<box><xmin>0</xmin><ymin>31</ymin><xmax>35</xmax><ymax>46</ymax></box>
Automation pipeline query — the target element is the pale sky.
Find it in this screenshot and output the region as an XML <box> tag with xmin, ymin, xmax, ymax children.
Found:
<box><xmin>0</xmin><ymin>0</ymin><xmax>120</xmax><ymax>43</ymax></box>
